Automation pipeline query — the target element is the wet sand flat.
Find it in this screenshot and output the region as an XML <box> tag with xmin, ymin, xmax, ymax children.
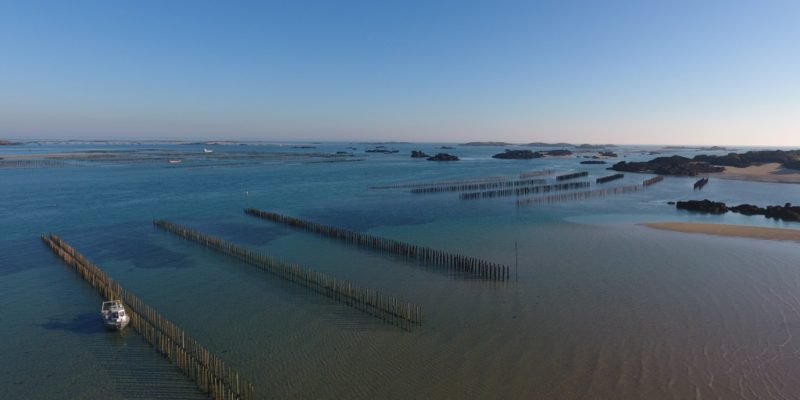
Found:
<box><xmin>713</xmin><ymin>163</ymin><xmax>800</xmax><ymax>184</ymax></box>
<box><xmin>643</xmin><ymin>222</ymin><xmax>800</xmax><ymax>242</ymax></box>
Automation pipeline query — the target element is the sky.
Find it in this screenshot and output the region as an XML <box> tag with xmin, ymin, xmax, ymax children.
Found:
<box><xmin>1</xmin><ymin>0</ymin><xmax>798</xmax><ymax>145</ymax></box>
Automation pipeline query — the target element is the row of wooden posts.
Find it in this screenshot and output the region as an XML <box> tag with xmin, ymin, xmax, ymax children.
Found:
<box><xmin>596</xmin><ymin>173</ymin><xmax>624</xmax><ymax>184</ymax></box>
<box><xmin>41</xmin><ymin>234</ymin><xmax>255</xmax><ymax>400</ymax></box>
<box><xmin>370</xmin><ymin>175</ymin><xmax>509</xmax><ymax>190</ymax></box>
<box><xmin>643</xmin><ymin>176</ymin><xmax>665</xmax><ymax>186</ymax></box>
<box><xmin>459</xmin><ymin>181</ymin><xmax>590</xmax><ymax>200</ymax></box>
<box><xmin>0</xmin><ymin>159</ymin><xmax>74</xmax><ymax>168</ymax></box>
<box><xmin>153</xmin><ymin>220</ymin><xmax>422</xmax><ymax>328</ymax></box>
<box><xmin>694</xmin><ymin>177</ymin><xmax>709</xmax><ymax>190</ymax></box>
<box><xmin>244</xmin><ymin>208</ymin><xmax>510</xmax><ymax>281</ymax></box>
<box><xmin>519</xmin><ymin>169</ymin><xmax>555</xmax><ymax>179</ymax></box>
<box><xmin>516</xmin><ymin>184</ymin><xmax>646</xmax><ymax>205</ymax></box>
<box><xmin>516</xmin><ymin>176</ymin><xmax>666</xmax><ymax>206</ymax></box>
<box><xmin>409</xmin><ymin>177</ymin><xmax>548</xmax><ymax>194</ymax></box>
<box><xmin>555</xmin><ymin>171</ymin><xmax>589</xmax><ymax>181</ymax></box>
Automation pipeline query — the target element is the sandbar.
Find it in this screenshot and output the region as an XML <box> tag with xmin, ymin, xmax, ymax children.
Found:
<box><xmin>643</xmin><ymin>222</ymin><xmax>800</xmax><ymax>243</ymax></box>
<box><xmin>712</xmin><ymin>163</ymin><xmax>800</xmax><ymax>184</ymax></box>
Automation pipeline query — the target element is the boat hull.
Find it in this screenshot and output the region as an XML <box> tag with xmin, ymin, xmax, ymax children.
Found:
<box><xmin>103</xmin><ymin>316</ymin><xmax>130</xmax><ymax>330</ymax></box>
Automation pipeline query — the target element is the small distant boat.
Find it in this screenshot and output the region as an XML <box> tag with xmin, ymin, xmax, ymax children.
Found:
<box><xmin>168</xmin><ymin>159</ymin><xmax>182</xmax><ymax>164</ymax></box>
<box><xmin>101</xmin><ymin>300</ymin><xmax>130</xmax><ymax>330</ymax></box>
<box><xmin>203</xmin><ymin>148</ymin><xmax>213</xmax><ymax>153</ymax></box>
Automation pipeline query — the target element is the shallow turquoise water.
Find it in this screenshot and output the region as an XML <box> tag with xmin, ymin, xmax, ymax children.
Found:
<box><xmin>2</xmin><ymin>142</ymin><xmax>800</xmax><ymax>399</ymax></box>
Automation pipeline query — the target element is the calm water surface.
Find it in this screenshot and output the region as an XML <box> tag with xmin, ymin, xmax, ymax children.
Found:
<box><xmin>2</xmin><ymin>142</ymin><xmax>800</xmax><ymax>399</ymax></box>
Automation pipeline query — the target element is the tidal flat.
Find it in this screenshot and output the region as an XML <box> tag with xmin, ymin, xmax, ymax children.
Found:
<box><xmin>3</xmin><ymin>141</ymin><xmax>800</xmax><ymax>399</ymax></box>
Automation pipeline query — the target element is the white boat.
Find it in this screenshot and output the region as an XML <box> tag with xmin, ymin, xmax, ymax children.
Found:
<box><xmin>168</xmin><ymin>159</ymin><xmax>182</xmax><ymax>164</ymax></box>
<box><xmin>101</xmin><ymin>300</ymin><xmax>130</xmax><ymax>330</ymax></box>
<box><xmin>203</xmin><ymin>148</ymin><xmax>213</xmax><ymax>153</ymax></box>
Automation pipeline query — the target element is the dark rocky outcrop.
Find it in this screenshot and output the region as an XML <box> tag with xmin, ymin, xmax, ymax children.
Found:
<box><xmin>676</xmin><ymin>200</ymin><xmax>800</xmax><ymax>222</ymax></box>
<box><xmin>762</xmin><ymin>203</ymin><xmax>800</xmax><ymax>221</ymax></box>
<box><xmin>492</xmin><ymin>149</ymin><xmax>543</xmax><ymax>159</ymax></box>
<box><xmin>580</xmin><ymin>160</ymin><xmax>607</xmax><ymax>164</ymax></box>
<box><xmin>545</xmin><ymin>149</ymin><xmax>573</xmax><ymax>156</ymax></box>
<box><xmin>427</xmin><ymin>153</ymin><xmax>459</xmax><ymax>161</ymax></box>
<box><xmin>728</xmin><ymin>204</ymin><xmax>762</xmax><ymax>215</ymax></box>
<box><xmin>610</xmin><ymin>156</ymin><xmax>724</xmax><ymax>176</ymax></box>
<box><xmin>599</xmin><ymin>151</ymin><xmax>618</xmax><ymax>157</ymax></box>
<box><xmin>411</xmin><ymin>150</ymin><xmax>430</xmax><ymax>158</ymax></box>
<box><xmin>0</xmin><ymin>140</ymin><xmax>20</xmax><ymax>145</ymax></box>
<box><xmin>784</xmin><ymin>160</ymin><xmax>800</xmax><ymax>170</ymax></box>
<box><xmin>676</xmin><ymin>199</ymin><xmax>728</xmax><ymax>214</ymax></box>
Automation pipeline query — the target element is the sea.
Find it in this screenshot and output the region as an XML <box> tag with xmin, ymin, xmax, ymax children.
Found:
<box><xmin>2</xmin><ymin>142</ymin><xmax>800</xmax><ymax>399</ymax></box>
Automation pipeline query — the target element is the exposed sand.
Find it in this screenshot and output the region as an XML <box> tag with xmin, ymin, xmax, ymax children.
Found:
<box><xmin>643</xmin><ymin>222</ymin><xmax>800</xmax><ymax>243</ymax></box>
<box><xmin>713</xmin><ymin>162</ymin><xmax>800</xmax><ymax>184</ymax></box>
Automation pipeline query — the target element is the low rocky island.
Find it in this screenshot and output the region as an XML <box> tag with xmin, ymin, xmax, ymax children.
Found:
<box><xmin>411</xmin><ymin>150</ymin><xmax>430</xmax><ymax>158</ymax></box>
<box><xmin>581</xmin><ymin>160</ymin><xmax>607</xmax><ymax>164</ymax></box>
<box><xmin>427</xmin><ymin>153</ymin><xmax>459</xmax><ymax>161</ymax></box>
<box><xmin>693</xmin><ymin>149</ymin><xmax>800</xmax><ymax>169</ymax></box>
<box><xmin>365</xmin><ymin>146</ymin><xmax>399</xmax><ymax>153</ymax></box>
<box><xmin>610</xmin><ymin>155</ymin><xmax>724</xmax><ymax>176</ymax></box>
<box><xmin>675</xmin><ymin>199</ymin><xmax>800</xmax><ymax>221</ymax></box>
<box><xmin>0</xmin><ymin>140</ymin><xmax>21</xmax><ymax>145</ymax></box>
<box><xmin>492</xmin><ymin>149</ymin><xmax>543</xmax><ymax>159</ymax></box>
<box><xmin>612</xmin><ymin>150</ymin><xmax>800</xmax><ymax>177</ymax></box>
<box><xmin>492</xmin><ymin>149</ymin><xmax>573</xmax><ymax>159</ymax></box>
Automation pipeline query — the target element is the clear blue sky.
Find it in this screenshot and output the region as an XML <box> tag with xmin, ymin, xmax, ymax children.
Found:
<box><xmin>1</xmin><ymin>0</ymin><xmax>798</xmax><ymax>145</ymax></box>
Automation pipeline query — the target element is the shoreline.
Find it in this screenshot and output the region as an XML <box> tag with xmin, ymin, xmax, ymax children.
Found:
<box><xmin>712</xmin><ymin>163</ymin><xmax>800</xmax><ymax>184</ymax></box>
<box><xmin>642</xmin><ymin>222</ymin><xmax>800</xmax><ymax>242</ymax></box>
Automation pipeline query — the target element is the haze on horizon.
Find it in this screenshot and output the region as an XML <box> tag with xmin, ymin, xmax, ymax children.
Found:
<box><xmin>1</xmin><ymin>1</ymin><xmax>798</xmax><ymax>146</ymax></box>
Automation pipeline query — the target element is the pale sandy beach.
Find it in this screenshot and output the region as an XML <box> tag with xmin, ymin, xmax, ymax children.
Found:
<box><xmin>643</xmin><ymin>221</ymin><xmax>800</xmax><ymax>242</ymax></box>
<box><xmin>713</xmin><ymin>162</ymin><xmax>800</xmax><ymax>184</ymax></box>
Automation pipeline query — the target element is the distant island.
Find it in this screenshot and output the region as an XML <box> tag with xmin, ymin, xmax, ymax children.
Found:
<box><xmin>575</xmin><ymin>144</ymin><xmax>617</xmax><ymax>149</ymax></box>
<box><xmin>492</xmin><ymin>149</ymin><xmax>542</xmax><ymax>159</ymax></box>
<box><xmin>365</xmin><ymin>146</ymin><xmax>399</xmax><ymax>154</ymax></box>
<box><xmin>525</xmin><ymin>142</ymin><xmax>574</xmax><ymax>147</ymax></box>
<box><xmin>492</xmin><ymin>149</ymin><xmax>573</xmax><ymax>159</ymax></box>
<box><xmin>663</xmin><ymin>145</ymin><xmax>729</xmax><ymax>151</ymax></box>
<box><xmin>0</xmin><ymin>140</ymin><xmax>21</xmax><ymax>145</ymax></box>
<box><xmin>461</xmin><ymin>141</ymin><xmax>515</xmax><ymax>146</ymax></box>
<box><xmin>180</xmin><ymin>141</ymin><xmax>240</xmax><ymax>146</ymax></box>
